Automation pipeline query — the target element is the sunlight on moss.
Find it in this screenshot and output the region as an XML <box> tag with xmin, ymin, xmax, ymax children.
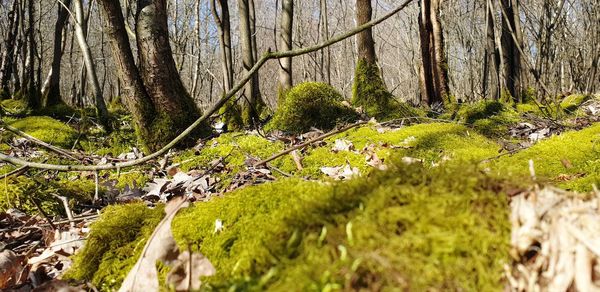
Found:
<box><xmin>5</xmin><ymin>116</ymin><xmax>78</xmax><ymax>148</ymax></box>
<box><xmin>267</xmin><ymin>82</ymin><xmax>358</xmax><ymax>133</ymax></box>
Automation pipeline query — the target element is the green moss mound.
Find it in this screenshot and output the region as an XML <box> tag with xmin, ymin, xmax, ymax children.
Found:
<box><xmin>64</xmin><ymin>204</ymin><xmax>164</xmax><ymax>290</ymax></box>
<box><xmin>1</xmin><ymin>98</ymin><xmax>29</xmax><ymax>116</ymax></box>
<box><xmin>455</xmin><ymin>100</ymin><xmax>519</xmax><ymax>137</ymax></box>
<box><xmin>492</xmin><ymin>123</ymin><xmax>600</xmax><ymax>192</ymax></box>
<box><xmin>66</xmin><ymin>162</ymin><xmax>509</xmax><ymax>291</ymax></box>
<box><xmin>267</xmin><ymin>82</ymin><xmax>358</xmax><ymax>133</ymax></box>
<box><xmin>560</xmin><ymin>94</ymin><xmax>590</xmax><ymax>113</ymax></box>
<box><xmin>5</xmin><ymin>116</ymin><xmax>78</xmax><ymax>148</ymax></box>
<box><xmin>218</xmin><ymin>99</ymin><xmax>244</xmax><ymax>131</ymax></box>
<box><xmin>352</xmin><ymin>59</ymin><xmax>406</xmax><ymax>119</ymax></box>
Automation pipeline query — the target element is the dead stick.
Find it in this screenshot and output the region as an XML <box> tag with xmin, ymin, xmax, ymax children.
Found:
<box><xmin>0</xmin><ymin>165</ymin><xmax>29</xmax><ymax>179</ymax></box>
<box><xmin>254</xmin><ymin>121</ymin><xmax>367</xmax><ymax>167</ymax></box>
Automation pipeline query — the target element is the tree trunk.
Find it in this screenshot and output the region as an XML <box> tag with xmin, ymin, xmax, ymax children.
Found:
<box><xmin>210</xmin><ymin>0</ymin><xmax>234</xmax><ymax>92</ymax></box>
<box><xmin>500</xmin><ymin>0</ymin><xmax>524</xmax><ymax>102</ymax></box>
<box><xmin>356</xmin><ymin>0</ymin><xmax>376</xmax><ymax>63</ymax></box>
<box><xmin>44</xmin><ymin>0</ymin><xmax>71</xmax><ymax>107</ymax></box>
<box><xmin>278</xmin><ymin>0</ymin><xmax>294</xmax><ymax>99</ymax></box>
<box><xmin>237</xmin><ymin>0</ymin><xmax>263</xmax><ymax>125</ymax></box>
<box><xmin>417</xmin><ymin>0</ymin><xmax>450</xmax><ymax>107</ymax></box>
<box><xmin>320</xmin><ymin>0</ymin><xmax>331</xmax><ymax>85</ymax></box>
<box><xmin>73</xmin><ymin>0</ymin><xmax>110</xmax><ymax>128</ymax></box>
<box><xmin>482</xmin><ymin>0</ymin><xmax>500</xmax><ymax>100</ymax></box>
<box><xmin>98</xmin><ymin>0</ymin><xmax>207</xmax><ymax>151</ymax></box>
<box><xmin>0</xmin><ymin>0</ymin><xmax>20</xmax><ymax>95</ymax></box>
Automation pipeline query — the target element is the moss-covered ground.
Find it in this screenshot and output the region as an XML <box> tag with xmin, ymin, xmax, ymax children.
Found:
<box><xmin>3</xmin><ymin>96</ymin><xmax>599</xmax><ymax>290</ymax></box>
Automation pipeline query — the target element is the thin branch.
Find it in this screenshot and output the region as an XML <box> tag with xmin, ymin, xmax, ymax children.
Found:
<box><xmin>0</xmin><ymin>0</ymin><xmax>415</xmax><ymax>172</ymax></box>
<box><xmin>1</xmin><ymin>120</ymin><xmax>81</xmax><ymax>161</ymax></box>
<box><xmin>254</xmin><ymin>121</ymin><xmax>368</xmax><ymax>167</ymax></box>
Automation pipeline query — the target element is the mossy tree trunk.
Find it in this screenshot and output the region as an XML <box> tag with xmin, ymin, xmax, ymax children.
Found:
<box><xmin>418</xmin><ymin>0</ymin><xmax>450</xmax><ymax>107</ymax></box>
<box><xmin>43</xmin><ymin>0</ymin><xmax>71</xmax><ymax>107</ymax></box>
<box><xmin>352</xmin><ymin>0</ymin><xmax>392</xmax><ymax>117</ymax></box>
<box><xmin>98</xmin><ymin>0</ymin><xmax>207</xmax><ymax>151</ymax></box>
<box><xmin>277</xmin><ymin>0</ymin><xmax>294</xmax><ymax>101</ymax></box>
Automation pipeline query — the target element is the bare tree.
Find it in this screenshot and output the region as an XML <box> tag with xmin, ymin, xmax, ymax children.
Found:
<box><xmin>277</xmin><ymin>0</ymin><xmax>293</xmax><ymax>98</ymax></box>
<box><xmin>238</xmin><ymin>0</ymin><xmax>264</xmax><ymax>125</ymax></box>
<box><xmin>44</xmin><ymin>0</ymin><xmax>71</xmax><ymax>106</ymax></box>
<box><xmin>210</xmin><ymin>0</ymin><xmax>234</xmax><ymax>92</ymax></box>
<box><xmin>418</xmin><ymin>0</ymin><xmax>450</xmax><ymax>107</ymax></box>
<box><xmin>500</xmin><ymin>0</ymin><xmax>525</xmax><ymax>102</ymax></box>
<box><xmin>482</xmin><ymin>0</ymin><xmax>501</xmax><ymax>100</ymax></box>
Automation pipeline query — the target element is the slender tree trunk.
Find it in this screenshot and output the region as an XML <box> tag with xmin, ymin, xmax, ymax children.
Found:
<box><xmin>500</xmin><ymin>0</ymin><xmax>524</xmax><ymax>102</ymax></box>
<box><xmin>356</xmin><ymin>0</ymin><xmax>376</xmax><ymax>63</ymax></box>
<box><xmin>320</xmin><ymin>0</ymin><xmax>331</xmax><ymax>85</ymax></box>
<box><xmin>210</xmin><ymin>0</ymin><xmax>234</xmax><ymax>92</ymax></box>
<box><xmin>417</xmin><ymin>0</ymin><xmax>450</xmax><ymax>107</ymax></box>
<box><xmin>482</xmin><ymin>0</ymin><xmax>500</xmax><ymax>100</ymax></box>
<box><xmin>23</xmin><ymin>0</ymin><xmax>39</xmax><ymax>108</ymax></box>
<box><xmin>237</xmin><ymin>0</ymin><xmax>263</xmax><ymax>125</ymax></box>
<box><xmin>44</xmin><ymin>0</ymin><xmax>71</xmax><ymax>106</ymax></box>
<box><xmin>73</xmin><ymin>0</ymin><xmax>110</xmax><ymax>128</ymax></box>
<box><xmin>0</xmin><ymin>0</ymin><xmax>20</xmax><ymax>95</ymax></box>
<box><xmin>278</xmin><ymin>0</ymin><xmax>293</xmax><ymax>98</ymax></box>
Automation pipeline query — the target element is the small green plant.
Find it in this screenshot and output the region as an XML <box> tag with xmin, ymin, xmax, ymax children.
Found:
<box><xmin>267</xmin><ymin>82</ymin><xmax>358</xmax><ymax>133</ymax></box>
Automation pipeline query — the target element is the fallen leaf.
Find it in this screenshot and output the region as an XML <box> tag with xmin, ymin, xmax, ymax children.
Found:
<box><xmin>119</xmin><ymin>197</ymin><xmax>214</xmax><ymax>292</ymax></box>
<box><xmin>320</xmin><ymin>163</ymin><xmax>360</xmax><ymax>180</ymax></box>
<box><xmin>332</xmin><ymin>139</ymin><xmax>355</xmax><ymax>152</ymax></box>
<box><xmin>0</xmin><ymin>249</ymin><xmax>25</xmax><ymax>289</ymax></box>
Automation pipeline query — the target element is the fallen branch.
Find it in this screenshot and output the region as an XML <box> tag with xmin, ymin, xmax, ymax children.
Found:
<box><xmin>0</xmin><ymin>120</ymin><xmax>81</xmax><ymax>161</ymax></box>
<box><xmin>254</xmin><ymin>121</ymin><xmax>367</xmax><ymax>167</ymax></box>
<box><xmin>0</xmin><ymin>0</ymin><xmax>415</xmax><ymax>172</ymax></box>
<box><xmin>0</xmin><ymin>165</ymin><xmax>29</xmax><ymax>179</ymax></box>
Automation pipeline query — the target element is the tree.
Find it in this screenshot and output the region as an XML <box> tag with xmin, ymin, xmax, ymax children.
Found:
<box><xmin>0</xmin><ymin>0</ymin><xmax>20</xmax><ymax>96</ymax></box>
<box><xmin>43</xmin><ymin>0</ymin><xmax>71</xmax><ymax>107</ymax></box>
<box><xmin>418</xmin><ymin>0</ymin><xmax>450</xmax><ymax>107</ymax></box>
<box><xmin>97</xmin><ymin>0</ymin><xmax>207</xmax><ymax>151</ymax></box>
<box><xmin>237</xmin><ymin>0</ymin><xmax>264</xmax><ymax>125</ymax></box>
<box><xmin>72</xmin><ymin>0</ymin><xmax>110</xmax><ymax>128</ymax></box>
<box><xmin>482</xmin><ymin>0</ymin><xmax>501</xmax><ymax>100</ymax></box>
<box><xmin>500</xmin><ymin>0</ymin><xmax>525</xmax><ymax>102</ymax></box>
<box><xmin>277</xmin><ymin>0</ymin><xmax>294</xmax><ymax>99</ymax></box>
<box><xmin>352</xmin><ymin>0</ymin><xmax>392</xmax><ymax>117</ymax></box>
<box><xmin>210</xmin><ymin>0</ymin><xmax>234</xmax><ymax>92</ymax></box>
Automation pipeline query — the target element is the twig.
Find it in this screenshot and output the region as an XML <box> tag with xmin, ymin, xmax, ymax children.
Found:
<box><xmin>0</xmin><ymin>0</ymin><xmax>415</xmax><ymax>172</ymax></box>
<box><xmin>30</xmin><ymin>198</ymin><xmax>57</xmax><ymax>231</ymax></box>
<box><xmin>0</xmin><ymin>165</ymin><xmax>29</xmax><ymax>179</ymax></box>
<box><xmin>254</xmin><ymin>121</ymin><xmax>367</xmax><ymax>167</ymax></box>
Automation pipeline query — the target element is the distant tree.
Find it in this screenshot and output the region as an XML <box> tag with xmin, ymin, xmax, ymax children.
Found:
<box><xmin>210</xmin><ymin>0</ymin><xmax>234</xmax><ymax>92</ymax></box>
<box><xmin>97</xmin><ymin>0</ymin><xmax>207</xmax><ymax>151</ymax></box>
<box><xmin>352</xmin><ymin>0</ymin><xmax>392</xmax><ymax>117</ymax></box>
<box><xmin>43</xmin><ymin>0</ymin><xmax>71</xmax><ymax>107</ymax></box>
<box><xmin>418</xmin><ymin>0</ymin><xmax>450</xmax><ymax>107</ymax></box>
<box><xmin>500</xmin><ymin>0</ymin><xmax>525</xmax><ymax>102</ymax></box>
<box><xmin>277</xmin><ymin>0</ymin><xmax>294</xmax><ymax>99</ymax></box>
<box><xmin>237</xmin><ymin>0</ymin><xmax>264</xmax><ymax>125</ymax></box>
<box><xmin>482</xmin><ymin>0</ymin><xmax>501</xmax><ymax>100</ymax></box>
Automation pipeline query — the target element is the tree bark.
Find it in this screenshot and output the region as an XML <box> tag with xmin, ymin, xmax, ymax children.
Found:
<box><xmin>44</xmin><ymin>0</ymin><xmax>71</xmax><ymax>106</ymax></box>
<box><xmin>278</xmin><ymin>0</ymin><xmax>294</xmax><ymax>97</ymax></box>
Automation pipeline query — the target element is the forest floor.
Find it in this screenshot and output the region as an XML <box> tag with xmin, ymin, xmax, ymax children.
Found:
<box><xmin>1</xmin><ymin>95</ymin><xmax>600</xmax><ymax>291</ymax></box>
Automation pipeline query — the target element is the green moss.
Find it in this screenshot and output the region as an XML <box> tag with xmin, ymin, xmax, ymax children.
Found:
<box><xmin>169</xmin><ymin>162</ymin><xmax>509</xmax><ymax>290</ymax></box>
<box><xmin>65</xmin><ymin>203</ymin><xmax>164</xmax><ymax>290</ymax></box>
<box><xmin>1</xmin><ymin>98</ymin><xmax>29</xmax><ymax>116</ymax></box>
<box><xmin>352</xmin><ymin>59</ymin><xmax>399</xmax><ymax>118</ymax></box>
<box><xmin>5</xmin><ymin>116</ymin><xmax>78</xmax><ymax>148</ymax></box>
<box><xmin>34</xmin><ymin>103</ymin><xmax>78</xmax><ymax>119</ymax></box>
<box><xmin>560</xmin><ymin>94</ymin><xmax>590</xmax><ymax>113</ymax></box>
<box><xmin>218</xmin><ymin>99</ymin><xmax>244</xmax><ymax>131</ymax></box>
<box><xmin>267</xmin><ymin>82</ymin><xmax>358</xmax><ymax>133</ymax></box>
<box><xmin>455</xmin><ymin>101</ymin><xmax>520</xmax><ymax>137</ymax></box>
<box><xmin>491</xmin><ymin>123</ymin><xmax>600</xmax><ymax>192</ymax></box>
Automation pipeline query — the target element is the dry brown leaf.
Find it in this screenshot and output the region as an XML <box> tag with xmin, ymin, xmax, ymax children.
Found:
<box><xmin>290</xmin><ymin>150</ymin><xmax>303</xmax><ymax>170</ymax></box>
<box><xmin>0</xmin><ymin>249</ymin><xmax>25</xmax><ymax>289</ymax></box>
<box><xmin>119</xmin><ymin>197</ymin><xmax>215</xmax><ymax>292</ymax></box>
